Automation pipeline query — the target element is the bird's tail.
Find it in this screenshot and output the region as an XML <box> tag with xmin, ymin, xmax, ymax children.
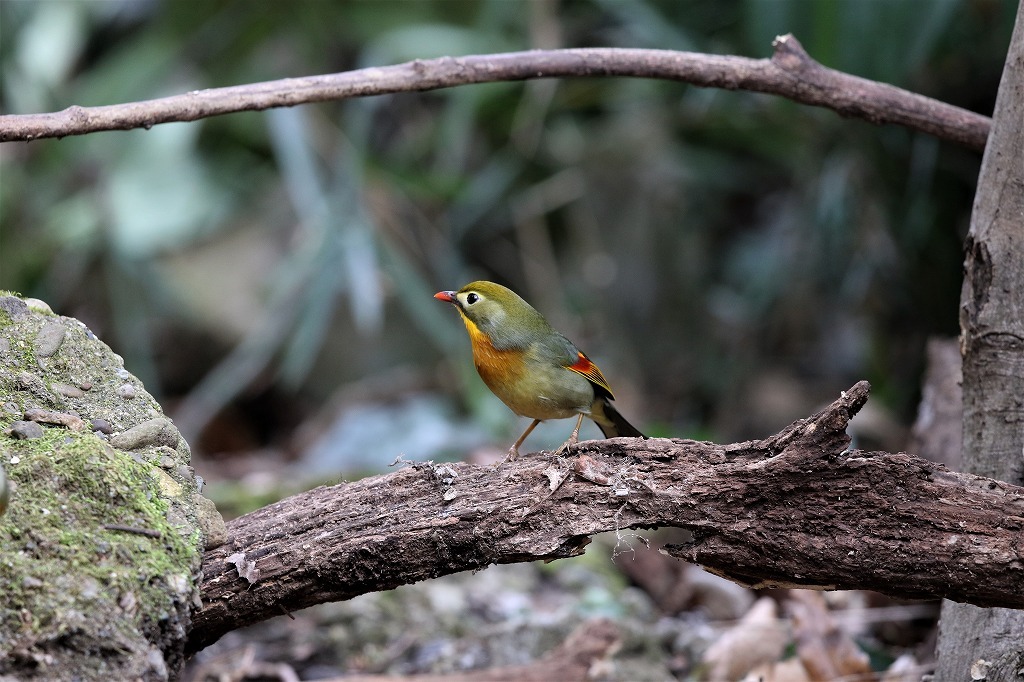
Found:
<box><xmin>591</xmin><ymin>396</ymin><xmax>646</xmax><ymax>439</ymax></box>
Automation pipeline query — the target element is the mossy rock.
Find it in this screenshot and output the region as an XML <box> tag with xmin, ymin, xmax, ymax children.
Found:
<box><xmin>0</xmin><ymin>295</ymin><xmax>218</xmax><ymax>680</ymax></box>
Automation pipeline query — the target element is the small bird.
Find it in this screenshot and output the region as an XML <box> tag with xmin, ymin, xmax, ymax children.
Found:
<box><xmin>435</xmin><ymin>281</ymin><xmax>645</xmax><ymax>460</ymax></box>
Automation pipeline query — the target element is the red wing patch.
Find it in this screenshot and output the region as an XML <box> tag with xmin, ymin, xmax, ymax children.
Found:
<box><xmin>567</xmin><ymin>352</ymin><xmax>615</xmax><ymax>399</ymax></box>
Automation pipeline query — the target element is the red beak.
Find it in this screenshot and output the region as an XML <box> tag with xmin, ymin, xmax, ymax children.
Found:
<box><xmin>434</xmin><ymin>291</ymin><xmax>456</xmax><ymax>303</ymax></box>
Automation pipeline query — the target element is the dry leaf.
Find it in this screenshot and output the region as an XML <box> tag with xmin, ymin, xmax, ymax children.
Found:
<box><xmin>788</xmin><ymin>590</ymin><xmax>874</xmax><ymax>681</ymax></box>
<box><xmin>703</xmin><ymin>597</ymin><xmax>790</xmax><ymax>681</ymax></box>
<box><xmin>746</xmin><ymin>657</ymin><xmax>812</xmax><ymax>682</ymax></box>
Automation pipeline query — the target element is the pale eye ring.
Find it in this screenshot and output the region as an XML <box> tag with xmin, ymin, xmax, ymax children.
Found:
<box><xmin>466</xmin><ymin>293</ymin><xmax>479</xmax><ymax>305</ymax></box>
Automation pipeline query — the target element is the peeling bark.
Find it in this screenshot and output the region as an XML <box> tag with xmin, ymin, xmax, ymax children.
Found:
<box><xmin>189</xmin><ymin>381</ymin><xmax>1024</xmax><ymax>655</ymax></box>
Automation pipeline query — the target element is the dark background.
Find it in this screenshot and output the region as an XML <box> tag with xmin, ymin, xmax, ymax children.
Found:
<box><xmin>1</xmin><ymin>0</ymin><xmax>1015</xmax><ymax>488</ymax></box>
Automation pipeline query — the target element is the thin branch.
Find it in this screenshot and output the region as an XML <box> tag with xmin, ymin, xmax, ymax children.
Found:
<box><xmin>0</xmin><ymin>36</ymin><xmax>989</xmax><ymax>151</ymax></box>
<box><xmin>188</xmin><ymin>381</ymin><xmax>1024</xmax><ymax>654</ymax></box>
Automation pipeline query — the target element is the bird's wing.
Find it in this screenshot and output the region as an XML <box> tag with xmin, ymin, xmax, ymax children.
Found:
<box><xmin>534</xmin><ymin>332</ymin><xmax>617</xmax><ymax>400</ymax></box>
<box><xmin>566</xmin><ymin>351</ymin><xmax>615</xmax><ymax>400</ymax></box>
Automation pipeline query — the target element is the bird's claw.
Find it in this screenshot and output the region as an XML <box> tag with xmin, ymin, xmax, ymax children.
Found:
<box><xmin>554</xmin><ymin>435</ymin><xmax>579</xmax><ymax>457</ymax></box>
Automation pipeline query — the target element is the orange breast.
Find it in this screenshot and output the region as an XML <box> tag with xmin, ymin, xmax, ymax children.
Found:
<box><xmin>459</xmin><ymin>313</ymin><xmax>535</xmax><ymax>414</ymax></box>
<box><xmin>458</xmin><ymin>312</ymin><xmax>593</xmax><ymax>420</ymax></box>
<box><xmin>464</xmin><ymin>317</ymin><xmax>521</xmax><ymax>386</ymax></box>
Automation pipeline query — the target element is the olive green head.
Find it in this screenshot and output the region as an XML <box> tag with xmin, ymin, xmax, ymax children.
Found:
<box><xmin>434</xmin><ymin>281</ymin><xmax>553</xmax><ymax>349</ymax></box>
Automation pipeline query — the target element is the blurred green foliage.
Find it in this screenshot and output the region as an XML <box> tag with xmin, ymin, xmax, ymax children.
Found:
<box><xmin>0</xmin><ymin>0</ymin><xmax>1016</xmax><ymax>452</ymax></box>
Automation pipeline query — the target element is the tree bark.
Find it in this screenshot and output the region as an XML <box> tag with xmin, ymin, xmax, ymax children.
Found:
<box><xmin>188</xmin><ymin>381</ymin><xmax>1024</xmax><ymax>655</ymax></box>
<box><xmin>936</xmin><ymin>2</ymin><xmax>1024</xmax><ymax>680</ymax></box>
<box><xmin>0</xmin><ymin>36</ymin><xmax>989</xmax><ymax>150</ymax></box>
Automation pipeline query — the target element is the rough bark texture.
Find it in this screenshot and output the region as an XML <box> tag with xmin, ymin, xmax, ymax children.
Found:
<box><xmin>189</xmin><ymin>381</ymin><xmax>1024</xmax><ymax>655</ymax></box>
<box><xmin>0</xmin><ymin>36</ymin><xmax>989</xmax><ymax>150</ymax></box>
<box><xmin>936</xmin><ymin>3</ymin><xmax>1024</xmax><ymax>680</ymax></box>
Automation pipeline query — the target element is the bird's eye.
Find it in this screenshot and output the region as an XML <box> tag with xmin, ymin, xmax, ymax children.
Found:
<box><xmin>466</xmin><ymin>293</ymin><xmax>479</xmax><ymax>305</ymax></box>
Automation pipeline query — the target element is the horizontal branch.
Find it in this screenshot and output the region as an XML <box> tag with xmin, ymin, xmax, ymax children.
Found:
<box><xmin>189</xmin><ymin>381</ymin><xmax>1024</xmax><ymax>654</ymax></box>
<box><xmin>1</xmin><ymin>36</ymin><xmax>989</xmax><ymax>151</ymax></box>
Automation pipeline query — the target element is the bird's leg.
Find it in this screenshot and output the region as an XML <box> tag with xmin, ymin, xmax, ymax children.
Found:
<box><xmin>554</xmin><ymin>414</ymin><xmax>586</xmax><ymax>456</ymax></box>
<box><xmin>505</xmin><ymin>419</ymin><xmax>541</xmax><ymax>462</ymax></box>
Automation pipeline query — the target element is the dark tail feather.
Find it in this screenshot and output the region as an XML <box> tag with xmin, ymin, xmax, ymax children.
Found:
<box><xmin>593</xmin><ymin>396</ymin><xmax>646</xmax><ymax>439</ymax></box>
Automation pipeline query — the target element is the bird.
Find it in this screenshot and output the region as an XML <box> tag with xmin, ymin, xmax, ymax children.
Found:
<box><xmin>434</xmin><ymin>280</ymin><xmax>645</xmax><ymax>460</ymax></box>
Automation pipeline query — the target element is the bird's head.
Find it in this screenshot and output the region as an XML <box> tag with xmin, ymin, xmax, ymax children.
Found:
<box><xmin>434</xmin><ymin>281</ymin><xmax>548</xmax><ymax>348</ymax></box>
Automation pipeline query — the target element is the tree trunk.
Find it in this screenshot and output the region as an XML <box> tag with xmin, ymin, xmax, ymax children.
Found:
<box><xmin>935</xmin><ymin>2</ymin><xmax>1024</xmax><ymax>680</ymax></box>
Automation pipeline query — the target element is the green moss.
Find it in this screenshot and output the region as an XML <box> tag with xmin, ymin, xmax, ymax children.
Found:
<box><xmin>0</xmin><ymin>330</ymin><xmax>37</xmax><ymax>376</ymax></box>
<box><xmin>0</xmin><ymin>428</ymin><xmax>198</xmax><ymax>647</ymax></box>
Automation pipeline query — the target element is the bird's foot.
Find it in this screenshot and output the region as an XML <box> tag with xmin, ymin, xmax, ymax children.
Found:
<box><xmin>554</xmin><ymin>414</ymin><xmax>585</xmax><ymax>457</ymax></box>
<box><xmin>500</xmin><ymin>445</ymin><xmax>520</xmax><ymax>465</ymax></box>
<box><xmin>553</xmin><ymin>434</ymin><xmax>579</xmax><ymax>457</ymax></box>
